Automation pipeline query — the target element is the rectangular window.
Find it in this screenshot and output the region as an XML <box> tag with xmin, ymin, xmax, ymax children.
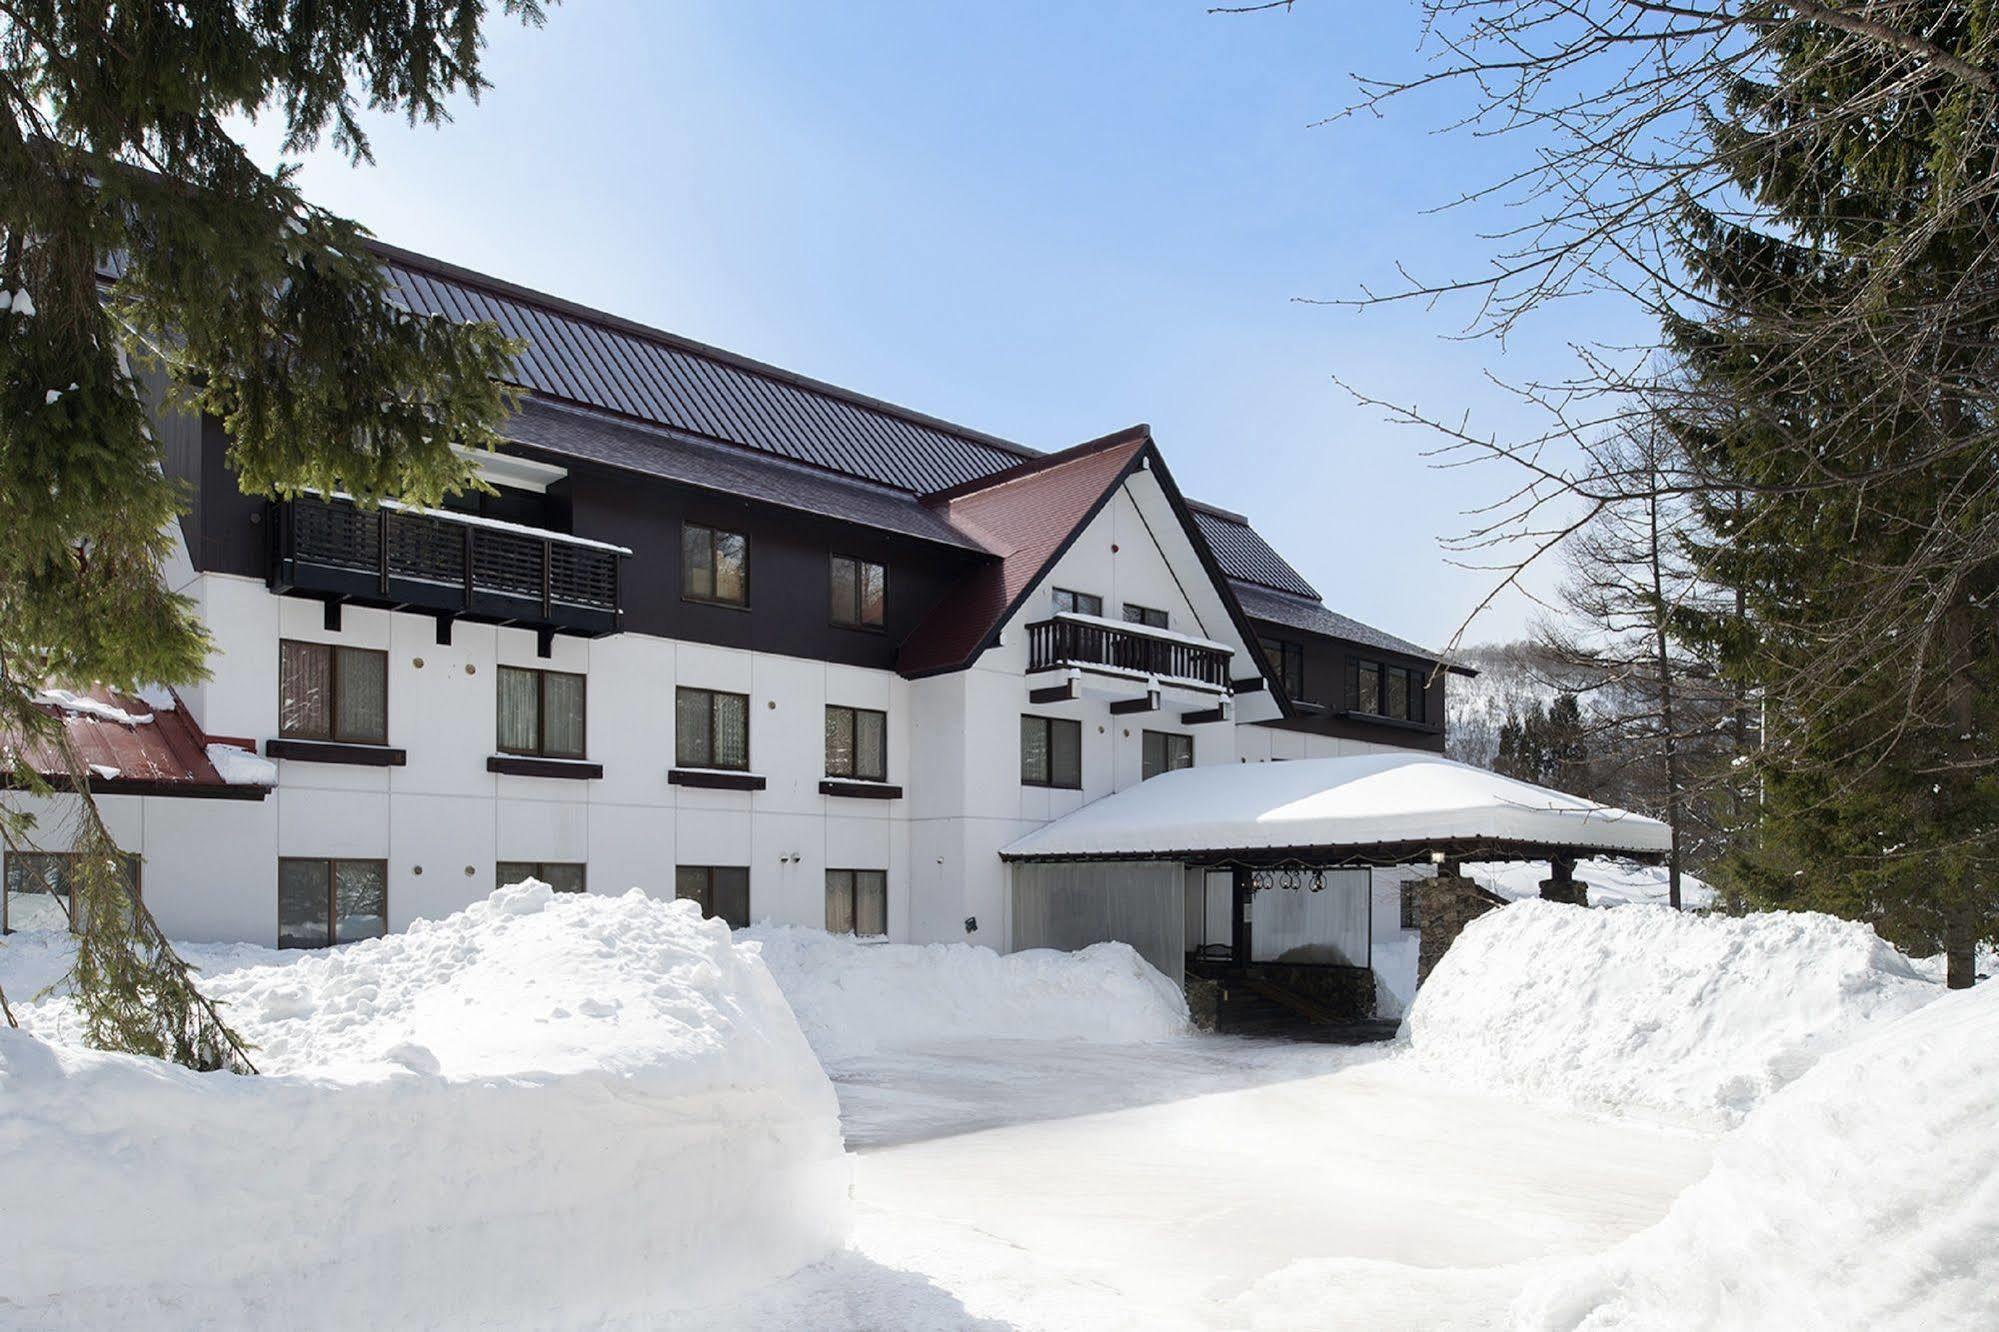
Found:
<box><xmin>830</xmin><ymin>555</ymin><xmax>887</xmax><ymax>628</ymax></box>
<box><xmin>676</xmin><ymin>687</ymin><xmax>751</xmax><ymax>770</ymax></box>
<box><xmin>1350</xmin><ymin>658</ymin><xmax>1384</xmax><ymax>717</ymax></box>
<box><xmin>1020</xmin><ymin>714</ymin><xmax>1083</xmax><ymax>789</ymax></box>
<box><xmin>1386</xmin><ymin>666</ymin><xmax>1409</xmax><ymax>722</ymax></box>
<box><xmin>1405</xmin><ymin>667</ymin><xmax>1427</xmax><ymax>723</ymax></box>
<box><xmin>676</xmin><ymin>865</ymin><xmax>750</xmax><ymax>929</ymax></box>
<box><xmin>1401</xmin><ymin>881</ymin><xmax>1423</xmax><ymax>931</ymax></box>
<box><xmin>497</xmin><ymin>861</ymin><xmax>587</xmax><ymax>893</ymax></box>
<box><xmin>278</xmin><ymin>858</ymin><xmax>387</xmax><ymax>950</ymax></box>
<box><xmin>1122</xmin><ymin>603</ymin><xmax>1169</xmax><ymax>630</ymax></box>
<box><xmin>825</xmin><ymin>704</ymin><xmax>888</xmax><ymax>781</ymax></box>
<box><xmin>279</xmin><ymin>640</ymin><xmax>388</xmax><ymax>744</ymax></box>
<box><xmin>496</xmin><ymin>666</ymin><xmax>587</xmax><ymax>758</ymax></box>
<box><xmin>1261</xmin><ymin>638</ymin><xmax>1306</xmax><ymax>700</ymax></box>
<box><xmin>682</xmin><ymin>522</ymin><xmax>749</xmax><ymax>606</ymax></box>
<box><xmin>825</xmin><ymin>869</ymin><xmax>888</xmax><ymax>936</ymax></box>
<box><xmin>3</xmin><ymin>851</ymin><xmax>139</xmax><ymax>933</ymax></box>
<box><xmin>1141</xmin><ymin>730</ymin><xmax>1194</xmax><ymax>781</ymax></box>
<box><xmin>1052</xmin><ymin>588</ymin><xmax>1102</xmax><ymax>617</ymax></box>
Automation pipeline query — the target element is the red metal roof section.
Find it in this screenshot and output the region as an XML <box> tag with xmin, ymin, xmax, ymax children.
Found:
<box><xmin>4</xmin><ymin>686</ymin><xmax>247</xmax><ymax>795</ymax></box>
<box><xmin>896</xmin><ymin>426</ymin><xmax>1152</xmax><ymax>677</ymax></box>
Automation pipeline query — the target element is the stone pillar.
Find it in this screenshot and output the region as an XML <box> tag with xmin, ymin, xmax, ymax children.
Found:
<box><xmin>1417</xmin><ymin>872</ymin><xmax>1503</xmax><ymax>988</ymax></box>
<box><xmin>1538</xmin><ymin>857</ymin><xmax>1591</xmax><ymax>906</ymax></box>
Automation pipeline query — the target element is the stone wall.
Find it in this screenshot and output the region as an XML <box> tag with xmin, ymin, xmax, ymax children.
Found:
<box><xmin>1417</xmin><ymin>873</ymin><xmax>1505</xmax><ymax>988</ymax></box>
<box><xmin>1238</xmin><ymin>962</ymin><xmax>1376</xmax><ymax>1023</ymax></box>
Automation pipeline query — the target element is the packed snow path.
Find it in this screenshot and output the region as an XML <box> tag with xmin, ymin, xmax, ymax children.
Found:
<box><xmin>668</xmin><ymin>1035</ymin><xmax>1713</xmax><ymax>1331</ymax></box>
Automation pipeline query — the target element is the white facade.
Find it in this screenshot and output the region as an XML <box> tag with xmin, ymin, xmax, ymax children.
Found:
<box><xmin>5</xmin><ymin>465</ymin><xmax>1428</xmax><ymax>999</ymax></box>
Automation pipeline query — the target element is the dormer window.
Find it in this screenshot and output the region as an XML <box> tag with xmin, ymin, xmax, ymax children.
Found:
<box><xmin>1052</xmin><ymin>588</ymin><xmax>1102</xmax><ymax>617</ymax></box>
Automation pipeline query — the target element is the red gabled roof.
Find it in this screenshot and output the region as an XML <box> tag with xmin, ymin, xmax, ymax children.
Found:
<box><xmin>895</xmin><ymin>425</ymin><xmax>1153</xmax><ymax>677</ymax></box>
<box><xmin>3</xmin><ymin>686</ymin><xmax>269</xmax><ymax>800</ymax></box>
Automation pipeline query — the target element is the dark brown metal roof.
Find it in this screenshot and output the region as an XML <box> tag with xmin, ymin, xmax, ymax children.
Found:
<box><xmin>1191</xmin><ymin>508</ymin><xmax>1320</xmax><ymax>600</ymax></box>
<box><xmin>1232</xmin><ymin>580</ymin><xmax>1470</xmax><ymax>673</ymax></box>
<box><xmin>3</xmin><ymin>687</ymin><xmax>270</xmax><ymax>799</ymax></box>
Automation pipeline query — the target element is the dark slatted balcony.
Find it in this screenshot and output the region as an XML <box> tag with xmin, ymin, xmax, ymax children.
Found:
<box><xmin>272</xmin><ymin>494</ymin><xmax>626</xmax><ymax>638</ymax></box>
<box><xmin>1026</xmin><ymin>614</ymin><xmax>1232</xmax><ymax>692</ymax></box>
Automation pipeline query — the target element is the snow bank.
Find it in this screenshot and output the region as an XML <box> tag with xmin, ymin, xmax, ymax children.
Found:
<box><xmin>1466</xmin><ymin>857</ymin><xmax>1717</xmax><ymax>910</ymax></box>
<box><xmin>0</xmin><ymin>886</ymin><xmax>849</xmax><ymax>1328</ymax></box>
<box><xmin>1517</xmin><ymin>979</ymin><xmax>1999</xmax><ymax>1330</ymax></box>
<box><xmin>1403</xmin><ymin>900</ymin><xmax>1939</xmax><ymax>1126</ymax></box>
<box><xmin>741</xmin><ymin>925</ymin><xmax>1189</xmax><ymax>1065</ymax></box>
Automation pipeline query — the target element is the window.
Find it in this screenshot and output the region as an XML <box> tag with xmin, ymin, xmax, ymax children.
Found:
<box><xmin>830</xmin><ymin>555</ymin><xmax>886</xmax><ymax>628</ymax></box>
<box><xmin>3</xmin><ymin>851</ymin><xmax>139</xmax><ymax>933</ymax></box>
<box><xmin>1261</xmin><ymin>638</ymin><xmax>1306</xmax><ymax>700</ymax></box>
<box><xmin>825</xmin><ymin>869</ymin><xmax>887</xmax><ymax>936</ymax></box>
<box><xmin>682</xmin><ymin>522</ymin><xmax>749</xmax><ymax>606</ymax></box>
<box><xmin>1349</xmin><ymin>659</ymin><xmax>1427</xmax><ymax>723</ymax></box>
<box><xmin>497</xmin><ymin>666</ymin><xmax>587</xmax><ymax>758</ymax></box>
<box><xmin>825</xmin><ymin>705</ymin><xmax>887</xmax><ymax>781</ymax></box>
<box><xmin>1401</xmin><ymin>881</ymin><xmax>1423</xmax><ymax>931</ymax></box>
<box><xmin>497</xmin><ymin>861</ymin><xmax>587</xmax><ymax>893</ymax></box>
<box><xmin>676</xmin><ymin>865</ymin><xmax>750</xmax><ymax>929</ymax></box>
<box><xmin>1020</xmin><ymin>714</ymin><xmax>1083</xmax><ymax>789</ymax></box>
<box><xmin>280</xmin><ymin>640</ymin><xmax>388</xmax><ymax>744</ymax></box>
<box><xmin>278</xmin><ymin>858</ymin><xmax>387</xmax><ymax>949</ymax></box>
<box><xmin>1052</xmin><ymin>588</ymin><xmax>1102</xmax><ymax>617</ymax></box>
<box><xmin>1122</xmin><ymin>603</ymin><xmax>1169</xmax><ymax>630</ymax></box>
<box><xmin>676</xmin><ymin>687</ymin><xmax>750</xmax><ymax>770</ymax></box>
<box><xmin>1141</xmin><ymin>730</ymin><xmax>1194</xmax><ymax>781</ymax></box>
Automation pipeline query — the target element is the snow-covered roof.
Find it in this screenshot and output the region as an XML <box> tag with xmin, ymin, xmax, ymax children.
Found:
<box><xmin>1000</xmin><ymin>753</ymin><xmax>1673</xmax><ymax>861</ymax></box>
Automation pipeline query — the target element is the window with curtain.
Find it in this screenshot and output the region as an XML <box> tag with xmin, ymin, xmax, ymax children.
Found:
<box><xmin>1141</xmin><ymin>730</ymin><xmax>1193</xmax><ymax>781</ymax></box>
<box><xmin>279</xmin><ymin>640</ymin><xmax>388</xmax><ymax>744</ymax></box>
<box><xmin>1052</xmin><ymin>588</ymin><xmax>1102</xmax><ymax>617</ymax></box>
<box><xmin>676</xmin><ymin>865</ymin><xmax>750</xmax><ymax>928</ymax></box>
<box><xmin>830</xmin><ymin>555</ymin><xmax>886</xmax><ymax>628</ymax></box>
<box><xmin>1122</xmin><ymin>603</ymin><xmax>1168</xmax><ymax>630</ymax></box>
<box><xmin>1020</xmin><ymin>714</ymin><xmax>1082</xmax><ymax>788</ymax></box>
<box><xmin>3</xmin><ymin>851</ymin><xmax>139</xmax><ymax>933</ymax></box>
<box><xmin>278</xmin><ymin>858</ymin><xmax>387</xmax><ymax>949</ymax></box>
<box><xmin>676</xmin><ymin>687</ymin><xmax>750</xmax><ymax>770</ymax></box>
<box><xmin>824</xmin><ymin>705</ymin><xmax>887</xmax><ymax>780</ymax></box>
<box><xmin>682</xmin><ymin>522</ymin><xmax>749</xmax><ymax>605</ymax></box>
<box><xmin>825</xmin><ymin>869</ymin><xmax>887</xmax><ymax>936</ymax></box>
<box><xmin>496</xmin><ymin>666</ymin><xmax>587</xmax><ymax>758</ymax></box>
<box><xmin>497</xmin><ymin>861</ymin><xmax>587</xmax><ymax>893</ymax></box>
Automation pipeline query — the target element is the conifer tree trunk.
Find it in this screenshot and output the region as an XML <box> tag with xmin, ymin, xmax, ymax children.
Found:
<box><xmin>1647</xmin><ymin>484</ymin><xmax>1685</xmax><ymax>910</ymax></box>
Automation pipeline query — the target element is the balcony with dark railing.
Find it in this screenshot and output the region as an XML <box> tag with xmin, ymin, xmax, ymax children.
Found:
<box><xmin>271</xmin><ymin>493</ymin><xmax>627</xmax><ymax>637</ymax></box>
<box><xmin>1026</xmin><ymin>613</ymin><xmax>1233</xmax><ymax>693</ymax></box>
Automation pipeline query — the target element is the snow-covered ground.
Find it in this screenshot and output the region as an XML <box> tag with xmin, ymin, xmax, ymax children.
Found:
<box><xmin>4</xmin><ymin>896</ymin><xmax>1991</xmax><ymax>1329</ymax></box>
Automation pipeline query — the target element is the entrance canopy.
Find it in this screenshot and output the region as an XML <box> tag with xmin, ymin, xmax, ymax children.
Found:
<box><xmin>1000</xmin><ymin>753</ymin><xmax>1671</xmax><ymax>865</ymax></box>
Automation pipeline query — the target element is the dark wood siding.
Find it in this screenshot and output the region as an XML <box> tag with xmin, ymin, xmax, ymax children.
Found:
<box><xmin>1248</xmin><ymin>617</ymin><xmax>1448</xmax><ymax>753</ymax></box>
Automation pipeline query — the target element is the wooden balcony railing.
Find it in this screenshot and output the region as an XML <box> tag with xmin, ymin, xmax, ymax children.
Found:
<box><xmin>1026</xmin><ymin>614</ymin><xmax>1232</xmax><ymax>691</ymax></box>
<box><xmin>272</xmin><ymin>494</ymin><xmax>626</xmax><ymax>637</ymax></box>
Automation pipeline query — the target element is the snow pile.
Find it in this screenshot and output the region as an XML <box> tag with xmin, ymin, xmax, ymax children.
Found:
<box><xmin>32</xmin><ymin>687</ymin><xmax>155</xmax><ymax>725</ymax></box>
<box><xmin>0</xmin><ymin>885</ymin><xmax>849</xmax><ymax>1328</ymax></box>
<box><xmin>204</xmin><ymin>741</ymin><xmax>276</xmax><ymax>785</ymax></box>
<box><xmin>1467</xmin><ymin>857</ymin><xmax>1717</xmax><ymax>910</ymax></box>
<box><xmin>741</xmin><ymin>925</ymin><xmax>1189</xmax><ymax>1065</ymax></box>
<box><xmin>1517</xmin><ymin>980</ymin><xmax>1999</xmax><ymax>1330</ymax></box>
<box><xmin>1404</xmin><ymin>900</ymin><xmax>1940</xmax><ymax>1126</ymax></box>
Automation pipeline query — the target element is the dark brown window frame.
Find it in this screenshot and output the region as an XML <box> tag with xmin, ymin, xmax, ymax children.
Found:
<box><xmin>1348</xmin><ymin>657</ymin><xmax>1428</xmax><ymax>725</ymax></box>
<box><xmin>681</xmin><ymin>521</ymin><xmax>751</xmax><ymax>608</ymax></box>
<box><xmin>279</xmin><ymin>639</ymin><xmax>390</xmax><ymax>745</ymax></box>
<box><xmin>497</xmin><ymin>860</ymin><xmax>588</xmax><ymax>893</ymax></box>
<box><xmin>829</xmin><ymin>553</ymin><xmax>887</xmax><ymax>630</ymax></box>
<box><xmin>1261</xmin><ymin>637</ymin><xmax>1306</xmax><ymax>701</ymax></box>
<box><xmin>1052</xmin><ymin>588</ymin><xmax>1103</xmax><ymax>617</ymax></box>
<box><xmin>1122</xmin><ymin>602</ymin><xmax>1169</xmax><ymax>630</ymax></box>
<box><xmin>825</xmin><ymin>703</ymin><xmax>888</xmax><ymax>781</ymax></box>
<box><xmin>1140</xmin><ymin>729</ymin><xmax>1194</xmax><ymax>781</ymax></box>
<box><xmin>675</xmin><ymin>686</ymin><xmax>752</xmax><ymax>771</ymax></box>
<box><xmin>675</xmin><ymin>864</ymin><xmax>750</xmax><ymax>928</ymax></box>
<box><xmin>825</xmin><ymin>867</ymin><xmax>888</xmax><ymax>936</ymax></box>
<box><xmin>496</xmin><ymin>665</ymin><xmax>589</xmax><ymax>760</ymax></box>
<box><xmin>1020</xmin><ymin>713</ymin><xmax>1083</xmax><ymax>790</ymax></box>
<box><xmin>3</xmin><ymin>850</ymin><xmax>140</xmax><ymax>933</ymax></box>
<box><xmin>277</xmin><ymin>856</ymin><xmax>388</xmax><ymax>950</ymax></box>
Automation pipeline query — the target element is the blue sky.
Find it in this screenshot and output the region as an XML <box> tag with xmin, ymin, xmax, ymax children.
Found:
<box><xmin>240</xmin><ymin>2</ymin><xmax>1644</xmax><ymax>648</ymax></box>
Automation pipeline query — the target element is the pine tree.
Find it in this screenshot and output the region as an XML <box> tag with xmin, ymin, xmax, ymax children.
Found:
<box><xmin>1668</xmin><ymin>6</ymin><xmax>1999</xmax><ymax>985</ymax></box>
<box><xmin>1</xmin><ymin>1</ymin><xmax>550</xmax><ymax>1056</ymax></box>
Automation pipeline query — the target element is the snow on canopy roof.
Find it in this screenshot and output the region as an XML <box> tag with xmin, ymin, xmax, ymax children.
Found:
<box><xmin>1000</xmin><ymin>753</ymin><xmax>1672</xmax><ymax>861</ymax></box>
